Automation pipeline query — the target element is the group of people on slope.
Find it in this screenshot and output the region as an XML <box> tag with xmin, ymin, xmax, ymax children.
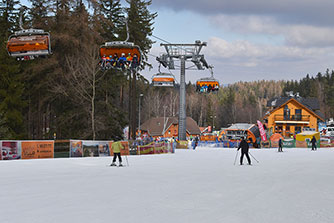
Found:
<box><xmin>278</xmin><ymin>135</ymin><xmax>317</xmax><ymax>152</ymax></box>
<box><xmin>237</xmin><ymin>135</ymin><xmax>318</xmax><ymax>166</ymax></box>
<box><xmin>196</xmin><ymin>84</ymin><xmax>219</xmax><ymax>93</ymax></box>
<box><xmin>100</xmin><ymin>53</ymin><xmax>139</xmax><ymax>70</ymax></box>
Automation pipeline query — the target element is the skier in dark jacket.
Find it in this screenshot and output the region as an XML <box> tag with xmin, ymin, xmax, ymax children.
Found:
<box><xmin>193</xmin><ymin>136</ymin><xmax>199</xmax><ymax>150</ymax></box>
<box><xmin>311</xmin><ymin>136</ymin><xmax>317</xmax><ymax>151</ymax></box>
<box><xmin>278</xmin><ymin>138</ymin><xmax>283</xmax><ymax>152</ymax></box>
<box><xmin>237</xmin><ymin>137</ymin><xmax>251</xmax><ymax>165</ymax></box>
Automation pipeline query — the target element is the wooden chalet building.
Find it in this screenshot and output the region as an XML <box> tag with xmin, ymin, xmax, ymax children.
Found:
<box><xmin>139</xmin><ymin>117</ymin><xmax>201</xmax><ymax>139</ymax></box>
<box><xmin>263</xmin><ymin>95</ymin><xmax>325</xmax><ymax>137</ymax></box>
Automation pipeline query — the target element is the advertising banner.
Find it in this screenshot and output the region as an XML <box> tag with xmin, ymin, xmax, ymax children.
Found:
<box><xmin>270</xmin><ymin>133</ymin><xmax>284</xmax><ymax>148</ymax></box>
<box><xmin>261</xmin><ymin>141</ymin><xmax>270</xmax><ymax>148</ymax></box>
<box><xmin>1</xmin><ymin>141</ymin><xmax>21</xmax><ymax>160</ymax></box>
<box><xmin>153</xmin><ymin>142</ymin><xmax>170</xmax><ymax>154</ymax></box>
<box><xmin>109</xmin><ymin>141</ymin><xmax>130</xmax><ymax>156</ymax></box>
<box><xmin>257</xmin><ymin>120</ymin><xmax>267</xmax><ymax>142</ymax></box>
<box><xmin>318</xmin><ymin>122</ymin><xmax>326</xmax><ymax>132</ymax></box>
<box><xmin>79</xmin><ymin>141</ymin><xmax>110</xmax><ymax>157</ymax></box>
<box><xmin>137</xmin><ymin>142</ymin><xmax>154</xmax><ymax>155</ymax></box>
<box><xmin>271</xmin><ymin>141</ymin><xmax>279</xmax><ymax>148</ymax></box>
<box><xmin>305</xmin><ymin>140</ymin><xmax>320</xmax><ymax>148</ymax></box>
<box><xmin>228</xmin><ymin>141</ymin><xmax>238</xmax><ymax>148</ymax></box>
<box><xmin>98</xmin><ymin>142</ymin><xmax>110</xmax><ymax>157</ymax></box>
<box><xmin>320</xmin><ymin>138</ymin><xmax>332</xmax><ymax>147</ymax></box>
<box><xmin>137</xmin><ymin>142</ymin><xmax>173</xmax><ymax>155</ymax></box>
<box><xmin>283</xmin><ymin>139</ymin><xmax>295</xmax><ymax>148</ymax></box>
<box><xmin>70</xmin><ymin>140</ymin><xmax>83</xmax><ymax>157</ymax></box>
<box><xmin>123</xmin><ymin>126</ymin><xmax>129</xmax><ymax>140</ymax></box>
<box><xmin>176</xmin><ymin>140</ymin><xmax>188</xmax><ymax>149</ymax></box>
<box><xmin>82</xmin><ymin>141</ymin><xmax>100</xmax><ymax>157</ymax></box>
<box><xmin>296</xmin><ymin>138</ymin><xmax>320</xmax><ymax>148</ymax></box>
<box><xmin>295</xmin><ymin>140</ymin><xmax>307</xmax><ymax>148</ymax></box>
<box><xmin>21</xmin><ymin>141</ymin><xmax>54</xmax><ymax>159</ymax></box>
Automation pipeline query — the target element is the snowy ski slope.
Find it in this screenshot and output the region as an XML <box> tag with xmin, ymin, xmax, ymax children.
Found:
<box><xmin>0</xmin><ymin>147</ymin><xmax>334</xmax><ymax>223</ymax></box>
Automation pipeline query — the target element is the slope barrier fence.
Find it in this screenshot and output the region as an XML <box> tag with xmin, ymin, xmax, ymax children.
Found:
<box><xmin>0</xmin><ymin>140</ymin><xmax>174</xmax><ymax>161</ymax></box>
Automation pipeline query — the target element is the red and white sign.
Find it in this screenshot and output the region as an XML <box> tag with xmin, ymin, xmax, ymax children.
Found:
<box><xmin>257</xmin><ymin>120</ymin><xmax>267</xmax><ymax>141</ymax></box>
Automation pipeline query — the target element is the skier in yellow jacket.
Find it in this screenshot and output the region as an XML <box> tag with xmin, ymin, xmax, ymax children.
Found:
<box><xmin>110</xmin><ymin>140</ymin><xmax>124</xmax><ymax>166</ymax></box>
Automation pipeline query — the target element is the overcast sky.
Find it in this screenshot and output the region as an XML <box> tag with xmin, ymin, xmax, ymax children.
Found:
<box><xmin>143</xmin><ymin>0</ymin><xmax>334</xmax><ymax>84</ymax></box>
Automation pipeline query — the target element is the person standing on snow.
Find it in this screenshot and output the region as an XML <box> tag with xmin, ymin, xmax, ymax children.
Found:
<box><xmin>171</xmin><ymin>137</ymin><xmax>176</xmax><ymax>153</ymax></box>
<box><xmin>311</xmin><ymin>136</ymin><xmax>317</xmax><ymax>151</ymax></box>
<box><xmin>278</xmin><ymin>138</ymin><xmax>283</xmax><ymax>152</ymax></box>
<box><xmin>110</xmin><ymin>140</ymin><xmax>124</xmax><ymax>166</ymax></box>
<box><xmin>237</xmin><ymin>137</ymin><xmax>251</xmax><ymax>165</ymax></box>
<box><xmin>193</xmin><ymin>136</ymin><xmax>199</xmax><ymax>150</ymax></box>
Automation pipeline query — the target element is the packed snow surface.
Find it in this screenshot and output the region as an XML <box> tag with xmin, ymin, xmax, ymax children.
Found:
<box><xmin>1</xmin><ymin>147</ymin><xmax>334</xmax><ymax>223</ymax></box>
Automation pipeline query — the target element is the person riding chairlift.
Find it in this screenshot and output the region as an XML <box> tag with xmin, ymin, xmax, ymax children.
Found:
<box><xmin>125</xmin><ymin>53</ymin><xmax>132</xmax><ymax>68</ymax></box>
<box><xmin>131</xmin><ymin>53</ymin><xmax>139</xmax><ymax>69</ymax></box>
<box><xmin>113</xmin><ymin>53</ymin><xmax>119</xmax><ymax>67</ymax></box>
<box><xmin>196</xmin><ymin>84</ymin><xmax>201</xmax><ymax>92</ymax></box>
<box><xmin>119</xmin><ymin>53</ymin><xmax>127</xmax><ymax>69</ymax></box>
<box><xmin>105</xmin><ymin>55</ymin><xmax>114</xmax><ymax>69</ymax></box>
<box><xmin>100</xmin><ymin>55</ymin><xmax>107</xmax><ymax>68</ymax></box>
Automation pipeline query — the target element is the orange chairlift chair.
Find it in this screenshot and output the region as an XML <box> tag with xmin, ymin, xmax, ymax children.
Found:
<box><xmin>7</xmin><ymin>29</ymin><xmax>51</xmax><ymax>60</ymax></box>
<box><xmin>151</xmin><ymin>64</ymin><xmax>176</xmax><ymax>87</ymax></box>
<box><xmin>196</xmin><ymin>65</ymin><xmax>220</xmax><ymax>93</ymax></box>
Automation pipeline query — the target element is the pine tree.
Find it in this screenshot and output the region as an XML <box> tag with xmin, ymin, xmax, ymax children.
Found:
<box><xmin>126</xmin><ymin>0</ymin><xmax>157</xmax><ymax>64</ymax></box>
<box><xmin>94</xmin><ymin>0</ymin><xmax>124</xmax><ymax>41</ymax></box>
<box><xmin>0</xmin><ymin>0</ymin><xmax>27</xmax><ymax>139</ymax></box>
<box><xmin>124</xmin><ymin>0</ymin><xmax>156</xmax><ymax>139</ymax></box>
<box><xmin>28</xmin><ymin>0</ymin><xmax>50</xmax><ymax>28</ymax></box>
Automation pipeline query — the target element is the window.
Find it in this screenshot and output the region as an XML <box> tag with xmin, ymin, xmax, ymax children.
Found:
<box><xmin>295</xmin><ymin>126</ymin><xmax>301</xmax><ymax>133</ymax></box>
<box><xmin>277</xmin><ymin>125</ymin><xmax>283</xmax><ymax>133</ymax></box>
<box><xmin>295</xmin><ymin>109</ymin><xmax>302</xmax><ymax>121</ymax></box>
<box><xmin>284</xmin><ymin>105</ymin><xmax>290</xmax><ymax>120</ymax></box>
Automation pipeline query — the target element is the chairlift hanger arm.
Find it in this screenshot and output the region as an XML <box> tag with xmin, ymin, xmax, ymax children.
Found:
<box><xmin>209</xmin><ymin>65</ymin><xmax>214</xmax><ymax>78</ymax></box>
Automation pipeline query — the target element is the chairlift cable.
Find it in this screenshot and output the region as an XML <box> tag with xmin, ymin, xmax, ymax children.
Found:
<box><xmin>151</xmin><ymin>34</ymin><xmax>194</xmax><ymax>54</ymax></box>
<box><xmin>151</xmin><ymin>34</ymin><xmax>171</xmax><ymax>44</ymax></box>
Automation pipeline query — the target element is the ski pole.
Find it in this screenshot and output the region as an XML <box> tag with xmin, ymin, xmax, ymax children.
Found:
<box><xmin>125</xmin><ymin>155</ymin><xmax>129</xmax><ymax>166</ymax></box>
<box><xmin>249</xmin><ymin>152</ymin><xmax>259</xmax><ymax>163</ymax></box>
<box><xmin>233</xmin><ymin>150</ymin><xmax>239</xmax><ymax>165</ymax></box>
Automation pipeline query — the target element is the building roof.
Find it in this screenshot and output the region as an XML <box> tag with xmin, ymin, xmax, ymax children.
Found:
<box><xmin>227</xmin><ymin>123</ymin><xmax>254</xmax><ymax>130</ymax></box>
<box><xmin>227</xmin><ymin>123</ymin><xmax>260</xmax><ymax>138</ymax></box>
<box><xmin>267</xmin><ymin>96</ymin><xmax>320</xmax><ymax>110</ymax></box>
<box><xmin>315</xmin><ymin>111</ymin><xmax>325</xmax><ymax>121</ymax></box>
<box><xmin>140</xmin><ymin>117</ymin><xmax>201</xmax><ymax>136</ymax></box>
<box><xmin>264</xmin><ymin>98</ymin><xmax>325</xmax><ymax>121</ymax></box>
<box><xmin>249</xmin><ymin>125</ymin><xmax>261</xmax><ymax>138</ymax></box>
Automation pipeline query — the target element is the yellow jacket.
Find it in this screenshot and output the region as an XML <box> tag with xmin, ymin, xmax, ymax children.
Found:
<box><xmin>112</xmin><ymin>141</ymin><xmax>124</xmax><ymax>153</ymax></box>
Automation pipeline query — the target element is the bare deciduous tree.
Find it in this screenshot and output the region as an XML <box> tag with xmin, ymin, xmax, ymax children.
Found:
<box><xmin>53</xmin><ymin>45</ymin><xmax>103</xmax><ymax>140</ymax></box>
